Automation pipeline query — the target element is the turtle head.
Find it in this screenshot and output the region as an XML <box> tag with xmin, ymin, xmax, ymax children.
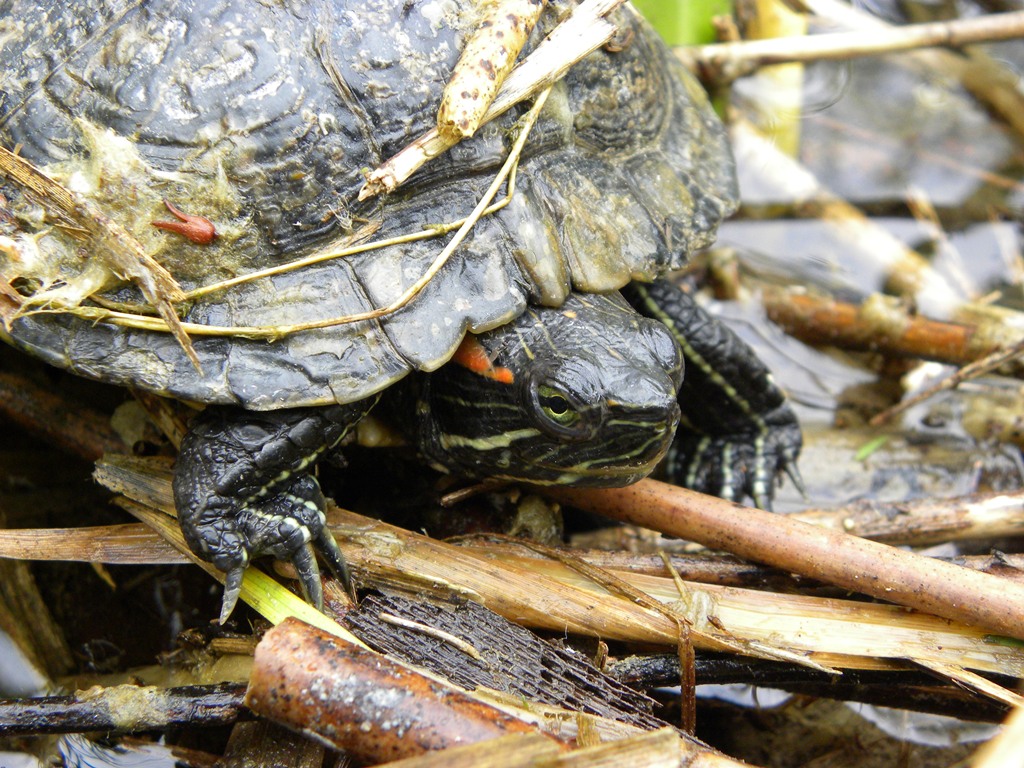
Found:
<box><xmin>418</xmin><ymin>292</ymin><xmax>682</xmax><ymax>487</ymax></box>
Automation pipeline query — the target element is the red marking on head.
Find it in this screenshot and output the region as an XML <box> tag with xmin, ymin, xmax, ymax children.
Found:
<box><xmin>452</xmin><ymin>335</ymin><xmax>514</xmax><ymax>384</ymax></box>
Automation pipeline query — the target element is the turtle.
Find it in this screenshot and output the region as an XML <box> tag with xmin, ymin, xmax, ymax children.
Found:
<box><xmin>0</xmin><ymin>0</ymin><xmax>801</xmax><ymax>619</ymax></box>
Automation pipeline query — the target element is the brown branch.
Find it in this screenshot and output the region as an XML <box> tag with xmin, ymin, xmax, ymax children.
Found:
<box><xmin>762</xmin><ymin>288</ymin><xmax>1021</xmax><ymax>371</ymax></box>
<box><xmin>540</xmin><ymin>479</ymin><xmax>1024</xmax><ymax>641</ymax></box>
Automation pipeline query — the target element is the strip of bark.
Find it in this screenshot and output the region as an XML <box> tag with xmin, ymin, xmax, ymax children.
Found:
<box><xmin>343</xmin><ymin>592</ymin><xmax>666</xmax><ymax>731</ymax></box>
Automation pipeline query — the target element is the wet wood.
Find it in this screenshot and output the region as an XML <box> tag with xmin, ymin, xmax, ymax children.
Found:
<box><xmin>762</xmin><ymin>288</ymin><xmax>1019</xmax><ymax>371</ymax></box>
<box><xmin>871</xmin><ymin>334</ymin><xmax>1024</xmax><ymax>426</ymax></box>
<box><xmin>245</xmin><ymin>618</ymin><xmax>566</xmax><ymax>763</ymax></box>
<box><xmin>0</xmin><ymin>683</ymin><xmax>248</xmax><ymax>736</ymax></box>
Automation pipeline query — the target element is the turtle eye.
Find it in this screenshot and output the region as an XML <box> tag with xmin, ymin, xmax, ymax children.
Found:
<box><xmin>538</xmin><ymin>384</ymin><xmax>579</xmax><ymax>427</ymax></box>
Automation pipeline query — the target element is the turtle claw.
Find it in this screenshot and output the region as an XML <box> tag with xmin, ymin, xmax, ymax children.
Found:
<box><xmin>291</xmin><ymin>542</ymin><xmax>324</xmax><ymax>610</ymax></box>
<box><xmin>316</xmin><ymin>527</ymin><xmax>356</xmax><ymax>602</ymax></box>
<box><xmin>785</xmin><ymin>460</ymin><xmax>807</xmax><ymax>499</ymax></box>
<box><xmin>219</xmin><ymin>564</ymin><xmax>246</xmax><ymax>625</ymax></box>
<box><xmin>751</xmin><ymin>487</ymin><xmax>773</xmax><ymax>514</ymax></box>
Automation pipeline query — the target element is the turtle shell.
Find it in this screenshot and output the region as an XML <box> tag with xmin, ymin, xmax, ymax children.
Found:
<box><xmin>0</xmin><ymin>0</ymin><xmax>737</xmax><ymax>409</ymax></box>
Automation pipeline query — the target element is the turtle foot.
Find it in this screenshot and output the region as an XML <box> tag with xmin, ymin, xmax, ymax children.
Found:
<box><xmin>172</xmin><ymin>403</ymin><xmax>372</xmax><ymax>621</ymax></box>
<box><xmin>184</xmin><ymin>473</ymin><xmax>352</xmax><ymax>623</ymax></box>
<box><xmin>664</xmin><ymin>408</ymin><xmax>802</xmax><ymax>511</ymax></box>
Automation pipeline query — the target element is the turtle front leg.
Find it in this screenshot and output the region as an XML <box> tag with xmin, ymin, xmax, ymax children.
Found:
<box><xmin>623</xmin><ymin>280</ymin><xmax>802</xmax><ymax>509</ymax></box>
<box><xmin>172</xmin><ymin>398</ymin><xmax>378</xmax><ymax>622</ymax></box>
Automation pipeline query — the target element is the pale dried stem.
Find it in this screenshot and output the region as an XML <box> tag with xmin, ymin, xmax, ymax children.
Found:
<box><xmin>680</xmin><ymin>10</ymin><xmax>1024</xmax><ymax>82</ymax></box>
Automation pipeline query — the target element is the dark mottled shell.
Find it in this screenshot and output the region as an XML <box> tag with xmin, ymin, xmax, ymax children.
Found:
<box><xmin>0</xmin><ymin>0</ymin><xmax>737</xmax><ymax>409</ymax></box>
